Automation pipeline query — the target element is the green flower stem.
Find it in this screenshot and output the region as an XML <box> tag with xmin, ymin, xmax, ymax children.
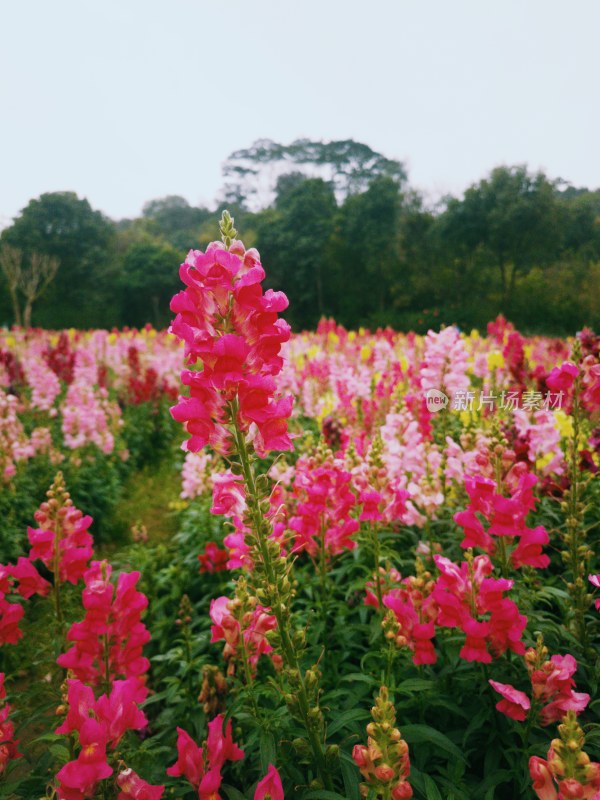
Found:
<box><xmin>565</xmin><ymin>374</ymin><xmax>589</xmax><ymax>647</ymax></box>
<box><xmin>370</xmin><ymin>522</ymin><xmax>383</xmax><ymax>611</ymax></box>
<box><xmin>229</xmin><ymin>403</ymin><xmax>333</xmax><ymax>790</ymax></box>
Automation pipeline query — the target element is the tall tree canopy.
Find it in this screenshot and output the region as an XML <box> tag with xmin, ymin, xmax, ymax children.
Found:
<box><xmin>1</xmin><ymin>192</ymin><xmax>116</xmax><ymax>327</ymax></box>
<box><xmin>1</xmin><ymin>158</ymin><xmax>598</xmax><ymax>334</ymax></box>
<box><xmin>222</xmin><ymin>138</ymin><xmax>406</xmax><ymax>210</ymax></box>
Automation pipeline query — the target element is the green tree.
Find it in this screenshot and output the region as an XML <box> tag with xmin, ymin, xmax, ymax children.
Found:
<box><xmin>223</xmin><ymin>138</ymin><xmax>406</xmax><ymax>210</ymax></box>
<box><xmin>1</xmin><ymin>192</ymin><xmax>116</xmax><ymax>327</ymax></box>
<box><xmin>256</xmin><ymin>177</ymin><xmax>337</xmax><ymax>329</ymax></box>
<box><xmin>142</xmin><ymin>195</ymin><xmax>210</xmax><ymax>250</ymax></box>
<box><xmin>329</xmin><ymin>176</ymin><xmax>403</xmax><ymax>326</ymax></box>
<box><xmin>438</xmin><ymin>167</ymin><xmax>563</xmax><ymax>309</ymax></box>
<box><xmin>119</xmin><ymin>239</ymin><xmax>183</xmax><ymax>328</ymax></box>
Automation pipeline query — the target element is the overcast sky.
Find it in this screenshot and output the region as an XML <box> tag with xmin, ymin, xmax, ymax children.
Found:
<box><xmin>1</xmin><ymin>0</ymin><xmax>598</xmax><ymax>226</ymax></box>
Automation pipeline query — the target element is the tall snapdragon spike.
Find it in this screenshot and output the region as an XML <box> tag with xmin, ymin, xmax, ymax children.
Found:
<box><xmin>288</xmin><ymin>449</ymin><xmax>360</xmax><ymax>558</ymax></box>
<box><xmin>352</xmin><ymin>686</ymin><xmax>413</xmax><ymax>799</ymax></box>
<box><xmin>558</xmin><ymin>346</ymin><xmax>596</xmax><ymax>647</ymax></box>
<box><xmin>454</xmin><ymin>470</ymin><xmax>550</xmax><ymax>571</ymax></box>
<box><xmin>28</xmin><ymin>472</ymin><xmax>94</xmax><ymax>588</ymax></box>
<box><xmin>171</xmin><ymin>214</ymin><xmax>332</xmax><ymax>789</ymax></box>
<box><xmin>57</xmin><ymin>561</ymin><xmax>150</xmax><ymax>695</ymax></box>
<box><xmin>488</xmin><ymin>636</ymin><xmax>590</xmax><ymax>727</ymax></box>
<box><xmin>432</xmin><ymin>552</ymin><xmax>527</xmax><ymax>663</ymax></box>
<box><xmin>529</xmin><ymin>712</ymin><xmax>600</xmax><ymax>800</ymax></box>
<box><xmin>169</xmin><ymin>211</ymin><xmax>293</xmax><ymax>456</ymax></box>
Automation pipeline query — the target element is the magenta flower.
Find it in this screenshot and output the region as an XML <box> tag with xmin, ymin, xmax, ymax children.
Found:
<box><xmin>488</xmin><ymin>680</ymin><xmax>531</xmax><ymax>721</ymax></box>
<box><xmin>116</xmin><ymin>767</ymin><xmax>164</xmax><ymax>799</ymax></box>
<box><xmin>169</xmin><ymin>236</ymin><xmax>293</xmax><ymax>457</ymax></box>
<box><xmin>254</xmin><ymin>764</ymin><xmax>285</xmax><ymax>800</ymax></box>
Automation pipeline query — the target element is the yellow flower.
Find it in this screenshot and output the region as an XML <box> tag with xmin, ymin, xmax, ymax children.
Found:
<box><xmin>487</xmin><ymin>351</ymin><xmax>505</xmax><ymax>371</ymax></box>
<box><xmin>316</xmin><ymin>392</ymin><xmax>335</xmax><ymax>426</ymax></box>
<box><xmin>360</xmin><ymin>345</ymin><xmax>372</xmax><ymax>362</ymax></box>
<box><xmin>459</xmin><ymin>410</ymin><xmax>472</xmax><ymax>426</ymax></box>
<box><xmin>536</xmin><ymin>452</ymin><xmax>554</xmax><ymax>471</ymax></box>
<box><xmin>554</xmin><ymin>409</ymin><xmax>574</xmax><ymax>439</ymax></box>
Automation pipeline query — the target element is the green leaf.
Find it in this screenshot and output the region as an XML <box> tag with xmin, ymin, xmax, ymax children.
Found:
<box><xmin>221</xmin><ymin>785</ymin><xmax>247</xmax><ymax>800</ymax></box>
<box><xmin>474</xmin><ymin>769</ymin><xmax>512</xmax><ymax>798</ymax></box>
<box><xmin>327</xmin><ymin>708</ymin><xmax>370</xmax><ymax>736</ymax></box>
<box><xmin>401</xmin><ymin>724</ymin><xmax>467</xmax><ymax>763</ymax></box>
<box><xmin>396</xmin><ymin>678</ymin><xmax>435</xmax><ymax>694</ymax></box>
<box><xmin>422</xmin><ymin>774</ymin><xmax>444</xmax><ymax>800</ymax></box>
<box><xmin>259</xmin><ymin>729</ymin><xmax>277</xmax><ymax>774</ymax></box>
<box><xmin>341</xmin><ymin>672</ymin><xmax>378</xmax><ymax>686</ymax></box>
<box><xmin>303</xmin><ymin>791</ymin><xmax>351</xmax><ymax>800</ymax></box>
<box><xmin>340</xmin><ymin>752</ymin><xmax>361</xmax><ymax>800</ymax></box>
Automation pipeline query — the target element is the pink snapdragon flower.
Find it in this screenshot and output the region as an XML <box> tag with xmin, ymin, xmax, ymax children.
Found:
<box><xmin>454</xmin><ymin>471</ymin><xmax>550</xmax><ymax>569</ymax></box>
<box><xmin>0</xmin><ymin>673</ymin><xmax>21</xmax><ymax>775</ymax></box>
<box><xmin>58</xmin><ymin>562</ymin><xmax>150</xmax><ymax>693</ymax></box>
<box><xmin>169</xmin><ymin>232</ymin><xmax>293</xmax><ymax>456</ymax></box>
<box><xmin>167</xmin><ymin>715</ymin><xmax>244</xmax><ymax>798</ymax></box>
<box><xmin>209</xmin><ymin>596</ymin><xmax>278</xmax><ymax>676</ymax></box>
<box><xmin>211</xmin><ymin>471</ymin><xmax>247</xmax><ymax>517</ymax></box>
<box><xmin>488</xmin><ymin>680</ymin><xmax>531</xmax><ymax>721</ymax></box>
<box><xmin>116</xmin><ymin>767</ymin><xmax>164</xmax><ymax>800</ymax></box>
<box><xmin>28</xmin><ymin>492</ymin><xmax>94</xmax><ymax>585</ymax></box>
<box><xmin>288</xmin><ymin>454</ymin><xmax>360</xmax><ymax>557</ymax></box>
<box><xmin>254</xmin><ymin>764</ymin><xmax>284</xmax><ymax>800</ymax></box>
<box><xmin>589</xmin><ymin>574</ymin><xmax>600</xmax><ymax>611</ymax></box>
<box><xmin>432</xmin><ymin>554</ymin><xmax>527</xmax><ymax>663</ymax></box>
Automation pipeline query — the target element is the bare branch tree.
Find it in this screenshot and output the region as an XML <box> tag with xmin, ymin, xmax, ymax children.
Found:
<box><xmin>19</xmin><ymin>252</ymin><xmax>60</xmax><ymax>327</ymax></box>
<box><xmin>0</xmin><ymin>245</ymin><xmax>23</xmax><ymax>326</ymax></box>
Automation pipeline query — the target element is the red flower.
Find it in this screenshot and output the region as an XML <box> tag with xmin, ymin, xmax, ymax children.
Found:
<box><xmin>198</xmin><ymin>542</ymin><xmax>229</xmax><ymax>573</ymax></box>
<box><xmin>489</xmin><ymin>680</ymin><xmax>531</xmax><ymax>721</ymax></box>
<box><xmin>529</xmin><ymin>756</ymin><xmax>557</xmax><ymax>800</ymax></box>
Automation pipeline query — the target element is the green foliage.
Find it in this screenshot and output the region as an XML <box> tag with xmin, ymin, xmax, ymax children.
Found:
<box><xmin>1</xmin><ymin>154</ymin><xmax>599</xmax><ymax>333</ymax></box>
<box><xmin>0</xmin><ymin>192</ymin><xmax>117</xmax><ymax>328</ymax></box>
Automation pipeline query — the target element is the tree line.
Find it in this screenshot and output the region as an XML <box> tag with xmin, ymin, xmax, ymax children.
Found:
<box><xmin>1</xmin><ymin>139</ymin><xmax>599</xmax><ymax>333</ymax></box>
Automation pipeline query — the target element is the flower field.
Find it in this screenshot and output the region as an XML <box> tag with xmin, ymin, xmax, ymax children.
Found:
<box><xmin>0</xmin><ymin>215</ymin><xmax>599</xmax><ymax>800</ymax></box>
